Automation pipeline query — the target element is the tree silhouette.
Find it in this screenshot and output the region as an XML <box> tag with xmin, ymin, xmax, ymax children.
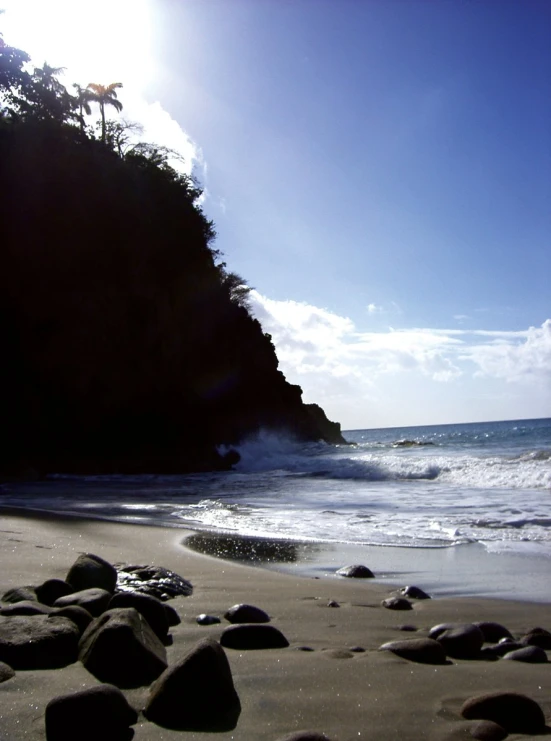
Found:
<box><xmin>72</xmin><ymin>83</ymin><xmax>93</xmax><ymax>133</ymax></box>
<box><xmin>87</xmin><ymin>82</ymin><xmax>123</xmax><ymax>143</ymax></box>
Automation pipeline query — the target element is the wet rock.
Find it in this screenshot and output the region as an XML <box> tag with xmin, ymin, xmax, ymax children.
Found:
<box><xmin>109</xmin><ymin>591</ymin><xmax>169</xmax><ymax>641</ymax></box>
<box><xmin>144</xmin><ymin>638</ymin><xmax>240</xmax><ymax>731</ymax></box>
<box><xmin>399</xmin><ymin>585</ymin><xmax>431</xmax><ymax>600</ymax></box>
<box><xmin>54</xmin><ymin>588</ymin><xmax>111</xmax><ymax>617</ymax></box>
<box><xmin>0</xmin><ymin>661</ymin><xmax>15</xmax><ymax>683</ymax></box>
<box><xmin>461</xmin><ymin>692</ymin><xmax>545</xmax><ymax>734</ymax></box>
<box><xmin>196</xmin><ymin>614</ymin><xmax>221</xmax><ymax>626</ymax></box>
<box><xmin>379</xmin><ymin>638</ymin><xmax>447</xmax><ymax>665</ymax></box>
<box><xmin>49</xmin><ymin>605</ymin><xmax>93</xmax><ymax>635</ymax></box>
<box><xmin>78</xmin><ymin>607</ymin><xmax>167</xmax><ymax>688</ymax></box>
<box><xmin>503</xmin><ymin>645</ymin><xmax>548</xmax><ymax>663</ymax></box>
<box><xmin>224</xmin><ymin>603</ymin><xmax>270</xmax><ymax>623</ymax></box>
<box><xmin>1</xmin><ymin>586</ymin><xmax>37</xmax><ymax>604</ymax></box>
<box><xmin>35</xmin><ymin>579</ymin><xmax>74</xmax><ymax>606</ymax></box>
<box><xmin>470</xmin><ymin>720</ymin><xmax>508</xmax><ymax>741</ymax></box>
<box><xmin>382</xmin><ymin>597</ymin><xmax>412</xmax><ymax>611</ymax></box>
<box><xmin>220</xmin><ymin>624</ymin><xmax>289</xmax><ymax>650</ymax></box>
<box><xmin>0</xmin><ymin>615</ymin><xmax>79</xmax><ymax>669</ymax></box>
<box><xmin>276</xmin><ymin>732</ymin><xmax>334</xmax><ymax>740</ymax></box>
<box><xmin>520</xmin><ymin>626</ymin><xmax>551</xmax><ymax>649</ymax></box>
<box><xmin>116</xmin><ymin>565</ymin><xmax>192</xmax><ymax>600</ymax></box>
<box><xmin>336</xmin><ymin>564</ymin><xmax>374</xmax><ymax>578</ymax></box>
<box><xmin>473</xmin><ymin>622</ymin><xmax>512</xmax><ymax>643</ymax></box>
<box><xmin>433</xmin><ymin>624</ymin><xmax>484</xmax><ymax>659</ymax></box>
<box><xmin>66</xmin><ymin>554</ymin><xmax>117</xmax><ymax>594</ymax></box>
<box><xmin>45</xmin><ymin>683</ymin><xmax>138</xmax><ymax>741</ymax></box>
<box><xmin>0</xmin><ymin>600</ymin><xmax>54</xmax><ymax>616</ymax></box>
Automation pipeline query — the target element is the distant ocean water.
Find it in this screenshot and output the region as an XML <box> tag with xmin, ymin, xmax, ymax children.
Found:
<box><xmin>2</xmin><ymin>418</ymin><xmax>551</xmax><ymax>600</ymax></box>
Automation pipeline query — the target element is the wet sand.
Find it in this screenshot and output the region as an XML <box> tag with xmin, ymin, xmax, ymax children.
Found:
<box><xmin>1</xmin><ymin>508</ymin><xmax>550</xmax><ymax>740</ymax></box>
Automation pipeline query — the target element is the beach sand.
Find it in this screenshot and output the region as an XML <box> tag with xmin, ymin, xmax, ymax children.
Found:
<box><xmin>1</xmin><ymin>509</ymin><xmax>550</xmax><ymax>740</ymax></box>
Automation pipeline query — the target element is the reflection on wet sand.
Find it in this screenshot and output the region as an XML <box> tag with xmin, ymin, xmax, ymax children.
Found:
<box><xmin>184</xmin><ymin>531</ymin><xmax>322</xmax><ymax>566</ymax></box>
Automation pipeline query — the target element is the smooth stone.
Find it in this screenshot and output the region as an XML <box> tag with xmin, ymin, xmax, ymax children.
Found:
<box><xmin>399</xmin><ymin>585</ymin><xmax>431</xmax><ymax>600</ymax></box>
<box><xmin>276</xmin><ymin>733</ymin><xmax>334</xmax><ymax>741</ymax></box>
<box><xmin>349</xmin><ymin>646</ymin><xmax>365</xmax><ymax>652</ymax></box>
<box><xmin>66</xmin><ymin>554</ymin><xmax>117</xmax><ymax>594</ymax></box>
<box><xmin>520</xmin><ymin>626</ymin><xmax>551</xmax><ymax>649</ymax></box>
<box><xmin>0</xmin><ymin>615</ymin><xmax>79</xmax><ymax>669</ymax></box>
<box><xmin>196</xmin><ymin>614</ymin><xmax>221</xmax><ymax>626</ymax></box>
<box><xmin>220</xmin><ymin>624</ymin><xmax>289</xmax><ymax>650</ymax></box>
<box><xmin>396</xmin><ymin>625</ymin><xmax>417</xmax><ymax>632</ymax></box>
<box><xmin>0</xmin><ymin>600</ymin><xmax>54</xmax><ymax>616</ymax></box>
<box><xmin>429</xmin><ymin>622</ymin><xmax>473</xmax><ymax>640</ymax></box>
<box><xmin>78</xmin><ymin>607</ymin><xmax>167</xmax><ymax>688</ymax></box>
<box><xmin>49</xmin><ymin>605</ymin><xmax>94</xmax><ymax>635</ymax></box>
<box><xmin>434</xmin><ymin>624</ymin><xmax>485</xmax><ymax>659</ymax></box>
<box><xmin>503</xmin><ymin>645</ymin><xmax>548</xmax><ymax>663</ymax></box>
<box><xmin>379</xmin><ymin>638</ymin><xmax>447</xmax><ymax>665</ymax></box>
<box><xmin>470</xmin><ymin>720</ymin><xmax>508</xmax><ymax>741</ymax></box>
<box><xmin>144</xmin><ymin>638</ymin><xmax>240</xmax><ymax>731</ymax></box>
<box><xmin>327</xmin><ymin>600</ymin><xmax>340</xmax><ymax>608</ymax></box>
<box><xmin>0</xmin><ymin>661</ymin><xmax>15</xmax><ymax>683</ymax></box>
<box><xmin>45</xmin><ymin>683</ymin><xmax>138</xmax><ymax>741</ymax></box>
<box><xmin>35</xmin><ymin>578</ymin><xmax>74</xmax><ymax>606</ymax></box>
<box><xmin>54</xmin><ymin>588</ymin><xmax>112</xmax><ymax>617</ymax></box>
<box><xmin>461</xmin><ymin>692</ymin><xmax>545</xmax><ymax>734</ymax></box>
<box><xmin>336</xmin><ymin>564</ymin><xmax>374</xmax><ymax>578</ymax></box>
<box><xmin>1</xmin><ymin>586</ymin><xmax>37</xmax><ymax>604</ymax></box>
<box><xmin>473</xmin><ymin>621</ymin><xmax>512</xmax><ymax>643</ymax></box>
<box><xmin>382</xmin><ymin>597</ymin><xmax>412</xmax><ymax>611</ymax></box>
<box><xmin>109</xmin><ymin>591</ymin><xmax>169</xmax><ymax>640</ymax></box>
<box><xmin>224</xmin><ymin>603</ymin><xmax>270</xmax><ymax>624</ymax></box>
<box><xmin>480</xmin><ymin>640</ymin><xmax>524</xmax><ymax>658</ymax></box>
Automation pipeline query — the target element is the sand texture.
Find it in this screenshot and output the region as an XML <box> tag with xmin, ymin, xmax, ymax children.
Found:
<box><xmin>1</xmin><ymin>509</ymin><xmax>550</xmax><ymax>740</ymax></box>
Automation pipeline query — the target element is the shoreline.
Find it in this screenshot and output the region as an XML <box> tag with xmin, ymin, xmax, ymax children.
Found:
<box><xmin>1</xmin><ymin>509</ymin><xmax>551</xmax><ymax>739</ymax></box>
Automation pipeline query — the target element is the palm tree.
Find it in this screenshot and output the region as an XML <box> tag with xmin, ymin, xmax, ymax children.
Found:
<box><xmin>87</xmin><ymin>82</ymin><xmax>123</xmax><ymax>143</ymax></box>
<box><xmin>72</xmin><ymin>83</ymin><xmax>92</xmax><ymax>132</ymax></box>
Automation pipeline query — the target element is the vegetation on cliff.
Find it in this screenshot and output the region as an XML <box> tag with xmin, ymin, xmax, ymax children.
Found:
<box><xmin>0</xmin><ymin>34</ymin><xmax>345</xmax><ymax>475</ymax></box>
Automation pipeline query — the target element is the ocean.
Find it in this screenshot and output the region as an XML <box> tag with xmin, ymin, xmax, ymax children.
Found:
<box><xmin>1</xmin><ymin>417</ymin><xmax>550</xmax><ymax>602</ymax></box>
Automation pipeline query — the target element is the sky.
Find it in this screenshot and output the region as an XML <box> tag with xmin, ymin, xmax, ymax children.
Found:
<box><xmin>2</xmin><ymin>0</ymin><xmax>550</xmax><ymax>430</ymax></box>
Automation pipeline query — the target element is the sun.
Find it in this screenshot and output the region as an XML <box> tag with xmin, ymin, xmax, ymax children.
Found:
<box><xmin>1</xmin><ymin>0</ymin><xmax>154</xmax><ymax>93</ymax></box>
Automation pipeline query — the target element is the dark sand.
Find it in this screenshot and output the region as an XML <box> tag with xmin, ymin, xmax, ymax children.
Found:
<box><xmin>1</xmin><ymin>509</ymin><xmax>550</xmax><ymax>740</ymax></box>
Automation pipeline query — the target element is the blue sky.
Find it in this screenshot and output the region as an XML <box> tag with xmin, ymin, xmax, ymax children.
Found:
<box><xmin>3</xmin><ymin>0</ymin><xmax>550</xmax><ymax>429</ymax></box>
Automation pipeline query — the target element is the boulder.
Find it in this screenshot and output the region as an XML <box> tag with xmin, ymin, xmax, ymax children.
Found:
<box><xmin>399</xmin><ymin>586</ymin><xmax>430</xmax><ymax>600</ymax></box>
<box><xmin>520</xmin><ymin>626</ymin><xmax>551</xmax><ymax>649</ymax></box>
<box><xmin>220</xmin><ymin>624</ymin><xmax>289</xmax><ymax>650</ymax></box>
<box><xmin>503</xmin><ymin>645</ymin><xmax>548</xmax><ymax>663</ymax></box>
<box><xmin>470</xmin><ymin>720</ymin><xmax>508</xmax><ymax>741</ymax></box>
<box><xmin>108</xmin><ymin>592</ymin><xmax>169</xmax><ymax>641</ymax></box>
<box><xmin>78</xmin><ymin>607</ymin><xmax>167</xmax><ymax>688</ymax></box>
<box><xmin>473</xmin><ymin>622</ymin><xmax>512</xmax><ymax>643</ymax></box>
<box><xmin>480</xmin><ymin>640</ymin><xmax>524</xmax><ymax>659</ymax></box>
<box><xmin>224</xmin><ymin>603</ymin><xmax>270</xmax><ymax>623</ymax></box>
<box><xmin>381</xmin><ymin>597</ymin><xmax>412</xmax><ymax>611</ymax></box>
<box><xmin>48</xmin><ymin>606</ymin><xmax>93</xmax><ymax>636</ymax></box>
<box><xmin>433</xmin><ymin>624</ymin><xmax>484</xmax><ymax>659</ymax></box>
<box><xmin>0</xmin><ymin>661</ymin><xmax>15</xmax><ymax>683</ymax></box>
<box><xmin>0</xmin><ymin>615</ymin><xmax>79</xmax><ymax>669</ymax></box>
<box><xmin>36</xmin><ymin>579</ymin><xmax>74</xmax><ymax>606</ymax></box>
<box><xmin>1</xmin><ymin>586</ymin><xmax>37</xmax><ymax>603</ymax></box>
<box><xmin>0</xmin><ymin>600</ymin><xmax>54</xmax><ymax>616</ymax></box>
<box><xmin>163</xmin><ymin>603</ymin><xmax>181</xmax><ymax>626</ymax></box>
<box><xmin>54</xmin><ymin>588</ymin><xmax>111</xmax><ymax>617</ymax></box>
<box><xmin>144</xmin><ymin>638</ymin><xmax>240</xmax><ymax>731</ymax></box>
<box><xmin>116</xmin><ymin>565</ymin><xmax>192</xmax><ymax>599</ymax></box>
<box><xmin>66</xmin><ymin>553</ymin><xmax>117</xmax><ymax>594</ymax></box>
<box><xmin>45</xmin><ymin>683</ymin><xmax>138</xmax><ymax>741</ymax></box>
<box><xmin>379</xmin><ymin>638</ymin><xmax>447</xmax><ymax>665</ymax></box>
<box><xmin>461</xmin><ymin>692</ymin><xmax>545</xmax><ymax>734</ymax></box>
<box><xmin>336</xmin><ymin>564</ymin><xmax>374</xmax><ymax>578</ymax></box>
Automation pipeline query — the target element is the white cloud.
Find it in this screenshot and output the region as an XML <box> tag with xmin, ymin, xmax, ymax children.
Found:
<box><xmin>367</xmin><ymin>303</ymin><xmax>381</xmax><ymax>314</ymax></box>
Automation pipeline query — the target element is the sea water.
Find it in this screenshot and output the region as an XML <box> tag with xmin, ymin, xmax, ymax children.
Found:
<box><xmin>1</xmin><ymin>418</ymin><xmax>550</xmax><ymax>601</ymax></box>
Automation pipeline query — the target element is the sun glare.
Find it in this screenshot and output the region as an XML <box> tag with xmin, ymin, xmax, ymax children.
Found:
<box><xmin>1</xmin><ymin>0</ymin><xmax>153</xmax><ymax>92</ymax></box>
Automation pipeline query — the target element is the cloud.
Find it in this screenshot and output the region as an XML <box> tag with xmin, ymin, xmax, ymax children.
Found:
<box><xmin>367</xmin><ymin>303</ymin><xmax>381</xmax><ymax>314</ymax></box>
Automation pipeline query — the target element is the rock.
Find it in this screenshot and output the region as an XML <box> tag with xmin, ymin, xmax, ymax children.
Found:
<box><xmin>520</xmin><ymin>626</ymin><xmax>551</xmax><ymax>649</ymax></box>
<box><xmin>470</xmin><ymin>720</ymin><xmax>508</xmax><ymax>741</ymax></box>
<box><xmin>78</xmin><ymin>607</ymin><xmax>168</xmax><ymax>688</ymax></box>
<box><xmin>429</xmin><ymin>622</ymin><xmax>471</xmax><ymax>640</ymax></box>
<box><xmin>461</xmin><ymin>692</ymin><xmax>545</xmax><ymax>734</ymax></box>
<box><xmin>66</xmin><ymin>554</ymin><xmax>117</xmax><ymax>594</ymax></box>
<box><xmin>0</xmin><ymin>661</ymin><xmax>15</xmax><ymax>683</ymax></box>
<box><xmin>379</xmin><ymin>638</ymin><xmax>447</xmax><ymax>665</ymax></box>
<box><xmin>0</xmin><ymin>600</ymin><xmax>54</xmax><ymax>616</ymax></box>
<box><xmin>503</xmin><ymin>645</ymin><xmax>548</xmax><ymax>663</ymax></box>
<box><xmin>35</xmin><ymin>579</ymin><xmax>74</xmax><ymax>606</ymax></box>
<box><xmin>396</xmin><ymin>625</ymin><xmax>417</xmax><ymax>632</ymax></box>
<box><xmin>276</xmin><ymin>733</ymin><xmax>334</xmax><ymax>741</ymax></box>
<box><xmin>473</xmin><ymin>622</ymin><xmax>512</xmax><ymax>643</ymax></box>
<box><xmin>45</xmin><ymin>683</ymin><xmax>138</xmax><ymax>741</ymax></box>
<box><xmin>349</xmin><ymin>646</ymin><xmax>365</xmax><ymax>652</ymax></box>
<box><xmin>480</xmin><ymin>640</ymin><xmax>524</xmax><ymax>658</ymax></box>
<box><xmin>196</xmin><ymin>614</ymin><xmax>221</xmax><ymax>626</ymax></box>
<box><xmin>1</xmin><ymin>586</ymin><xmax>37</xmax><ymax>603</ymax></box>
<box><xmin>144</xmin><ymin>638</ymin><xmax>240</xmax><ymax>731</ymax></box>
<box><xmin>220</xmin><ymin>624</ymin><xmax>289</xmax><ymax>650</ymax></box>
<box><xmin>436</xmin><ymin>624</ymin><xmax>484</xmax><ymax>659</ymax></box>
<box><xmin>224</xmin><ymin>603</ymin><xmax>270</xmax><ymax>623</ymax></box>
<box><xmin>54</xmin><ymin>588</ymin><xmax>112</xmax><ymax>617</ymax></box>
<box><xmin>399</xmin><ymin>586</ymin><xmax>431</xmax><ymax>600</ymax></box>
<box><xmin>109</xmin><ymin>591</ymin><xmax>169</xmax><ymax>641</ymax></box>
<box><xmin>382</xmin><ymin>597</ymin><xmax>412</xmax><ymax>611</ymax></box>
<box><xmin>327</xmin><ymin>600</ymin><xmax>340</xmax><ymax>608</ymax></box>
<box><xmin>336</xmin><ymin>564</ymin><xmax>374</xmax><ymax>578</ymax></box>
<box><xmin>0</xmin><ymin>615</ymin><xmax>79</xmax><ymax>669</ymax></box>
<box><xmin>48</xmin><ymin>606</ymin><xmax>94</xmax><ymax>635</ymax></box>
<box><xmin>116</xmin><ymin>565</ymin><xmax>192</xmax><ymax>599</ymax></box>
<box><xmin>163</xmin><ymin>602</ymin><xmax>181</xmax><ymax>626</ymax></box>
